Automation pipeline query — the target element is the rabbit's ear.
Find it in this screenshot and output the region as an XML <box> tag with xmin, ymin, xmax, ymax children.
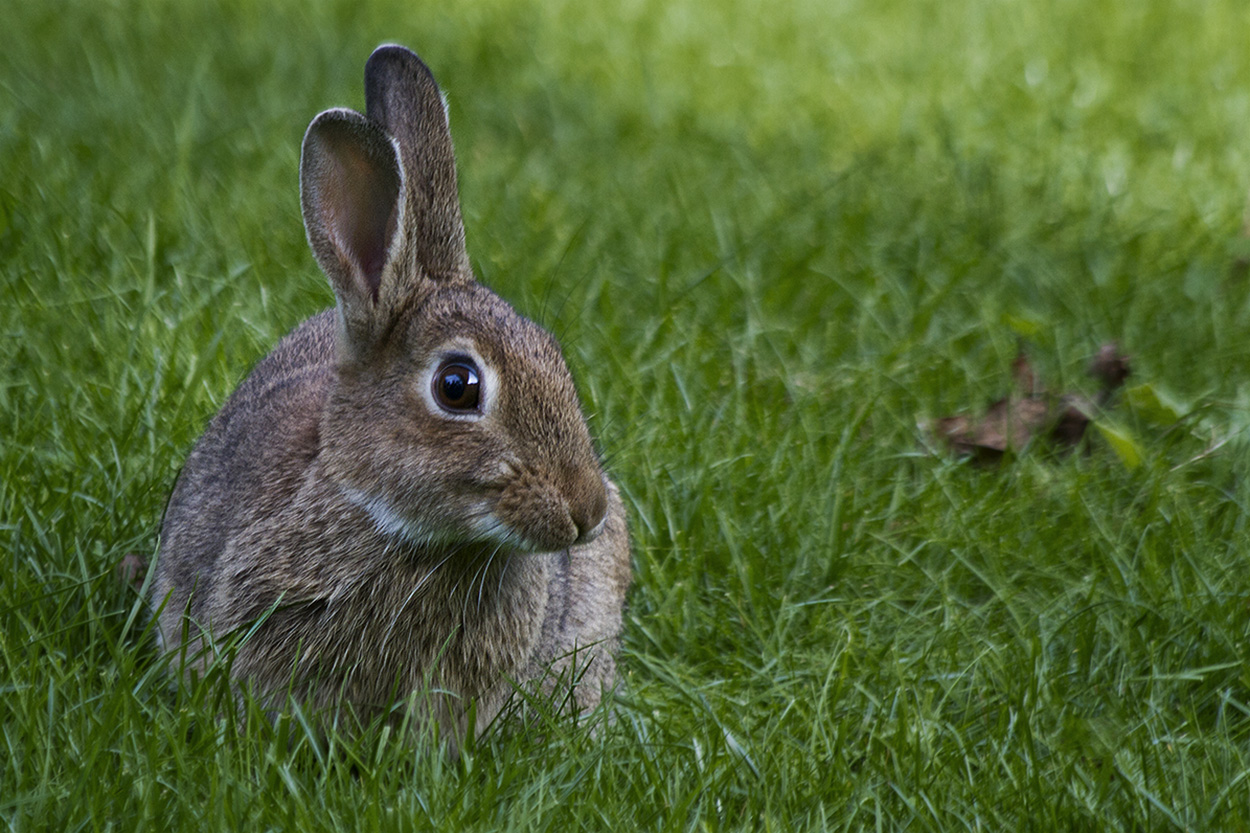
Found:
<box><xmin>300</xmin><ymin>108</ymin><xmax>403</xmax><ymax>348</ymax></box>
<box><xmin>364</xmin><ymin>44</ymin><xmax>471</xmax><ymax>284</ymax></box>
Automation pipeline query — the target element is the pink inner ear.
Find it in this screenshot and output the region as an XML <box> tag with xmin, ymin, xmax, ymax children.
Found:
<box><xmin>322</xmin><ymin>134</ymin><xmax>400</xmax><ymax>302</ymax></box>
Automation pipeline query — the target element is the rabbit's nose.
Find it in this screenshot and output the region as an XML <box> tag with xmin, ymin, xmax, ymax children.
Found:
<box><xmin>567</xmin><ymin>471</ymin><xmax>608</xmax><ymax>545</ymax></box>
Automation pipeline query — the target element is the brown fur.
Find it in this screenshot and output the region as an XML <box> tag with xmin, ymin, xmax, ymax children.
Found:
<box><xmin>151</xmin><ymin>45</ymin><xmax>630</xmax><ymax>742</ymax></box>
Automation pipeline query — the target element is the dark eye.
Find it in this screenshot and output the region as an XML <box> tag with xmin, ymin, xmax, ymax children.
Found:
<box><xmin>432</xmin><ymin>360</ymin><xmax>481</xmax><ymax>412</ymax></box>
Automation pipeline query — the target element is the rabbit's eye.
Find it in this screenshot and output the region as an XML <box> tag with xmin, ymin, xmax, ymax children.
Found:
<box><xmin>433</xmin><ymin>361</ymin><xmax>481</xmax><ymax>412</ymax></box>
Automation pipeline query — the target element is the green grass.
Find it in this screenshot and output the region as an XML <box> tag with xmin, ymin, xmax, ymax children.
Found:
<box><xmin>4</xmin><ymin>0</ymin><xmax>1250</xmax><ymax>829</ymax></box>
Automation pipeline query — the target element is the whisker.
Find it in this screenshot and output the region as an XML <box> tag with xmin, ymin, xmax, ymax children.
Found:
<box><xmin>380</xmin><ymin>548</ymin><xmax>457</xmax><ymax>654</ymax></box>
<box><xmin>467</xmin><ymin>547</ymin><xmax>498</xmax><ymax>617</ymax></box>
<box><xmin>477</xmin><ymin>544</ymin><xmax>506</xmax><ymax>612</ymax></box>
<box><xmin>495</xmin><ymin>551</ymin><xmax>513</xmax><ymax>603</ymax></box>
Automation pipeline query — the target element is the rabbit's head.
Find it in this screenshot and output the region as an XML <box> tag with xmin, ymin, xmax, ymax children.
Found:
<box><xmin>300</xmin><ymin>45</ymin><xmax>608</xmax><ymax>554</ymax></box>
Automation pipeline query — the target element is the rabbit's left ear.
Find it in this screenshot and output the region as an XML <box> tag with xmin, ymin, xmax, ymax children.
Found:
<box><xmin>365</xmin><ymin>44</ymin><xmax>471</xmax><ymax>285</ymax></box>
<box><xmin>299</xmin><ymin>107</ymin><xmax>404</xmax><ymax>351</ymax></box>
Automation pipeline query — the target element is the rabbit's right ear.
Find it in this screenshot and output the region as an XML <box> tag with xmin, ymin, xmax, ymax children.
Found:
<box><xmin>300</xmin><ymin>108</ymin><xmax>403</xmax><ymax>353</ymax></box>
<box><xmin>364</xmin><ymin>45</ymin><xmax>470</xmax><ymax>285</ymax></box>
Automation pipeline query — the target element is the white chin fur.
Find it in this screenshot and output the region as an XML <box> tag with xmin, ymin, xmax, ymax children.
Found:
<box><xmin>340</xmin><ymin>486</ymin><xmax>434</xmax><ymax>545</ymax></box>
<box><xmin>340</xmin><ymin>487</ymin><xmax>534</xmax><ymax>551</ymax></box>
<box><xmin>468</xmin><ymin>511</ymin><xmax>539</xmax><ymax>552</ymax></box>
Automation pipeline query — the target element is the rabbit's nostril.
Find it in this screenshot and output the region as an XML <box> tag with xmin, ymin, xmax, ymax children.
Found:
<box><xmin>569</xmin><ymin>487</ymin><xmax>608</xmax><ymax>545</ymax></box>
<box><xmin>574</xmin><ymin>511</ymin><xmax>608</xmax><ymax>545</ymax></box>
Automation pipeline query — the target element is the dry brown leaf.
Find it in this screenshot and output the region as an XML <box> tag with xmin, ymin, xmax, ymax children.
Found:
<box><xmin>930</xmin><ymin>343</ymin><xmax>1130</xmax><ymax>463</ymax></box>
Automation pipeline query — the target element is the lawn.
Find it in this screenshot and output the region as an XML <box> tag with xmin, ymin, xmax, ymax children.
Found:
<box><xmin>3</xmin><ymin>0</ymin><xmax>1250</xmax><ymax>829</ymax></box>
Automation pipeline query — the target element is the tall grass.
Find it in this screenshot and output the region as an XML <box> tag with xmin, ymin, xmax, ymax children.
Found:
<box><xmin>3</xmin><ymin>0</ymin><xmax>1249</xmax><ymax>829</ymax></box>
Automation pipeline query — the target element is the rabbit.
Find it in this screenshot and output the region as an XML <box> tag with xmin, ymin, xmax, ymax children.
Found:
<box><xmin>151</xmin><ymin>44</ymin><xmax>630</xmax><ymax>743</ymax></box>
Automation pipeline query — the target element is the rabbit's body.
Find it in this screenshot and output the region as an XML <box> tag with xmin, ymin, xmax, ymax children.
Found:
<box><xmin>152</xmin><ymin>46</ymin><xmax>629</xmax><ymax>739</ymax></box>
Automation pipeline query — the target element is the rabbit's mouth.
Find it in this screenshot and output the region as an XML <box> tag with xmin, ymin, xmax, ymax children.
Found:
<box><xmin>470</xmin><ymin>491</ymin><xmax>610</xmax><ymax>552</ymax></box>
<box><xmin>339</xmin><ymin>483</ymin><xmax>595</xmax><ymax>555</ymax></box>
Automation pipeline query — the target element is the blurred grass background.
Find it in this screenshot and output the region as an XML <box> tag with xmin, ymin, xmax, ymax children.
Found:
<box><xmin>3</xmin><ymin>0</ymin><xmax>1250</xmax><ymax>829</ymax></box>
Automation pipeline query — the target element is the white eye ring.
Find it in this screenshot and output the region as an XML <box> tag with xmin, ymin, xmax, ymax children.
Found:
<box><xmin>419</xmin><ymin>342</ymin><xmax>496</xmax><ymax>421</ymax></box>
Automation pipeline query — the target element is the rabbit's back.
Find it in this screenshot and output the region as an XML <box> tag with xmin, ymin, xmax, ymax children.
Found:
<box><xmin>154</xmin><ymin>310</ymin><xmax>337</xmax><ymax>636</ymax></box>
